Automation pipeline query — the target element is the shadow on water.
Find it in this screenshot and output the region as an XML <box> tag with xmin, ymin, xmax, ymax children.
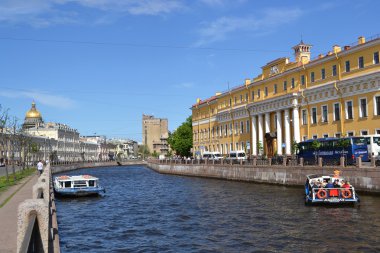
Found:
<box><xmin>55</xmin><ymin>166</ymin><xmax>380</xmax><ymax>253</ymax></box>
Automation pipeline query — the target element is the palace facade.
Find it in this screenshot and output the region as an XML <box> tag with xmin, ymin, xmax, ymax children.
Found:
<box><xmin>192</xmin><ymin>35</ymin><xmax>380</xmax><ymax>157</ymax></box>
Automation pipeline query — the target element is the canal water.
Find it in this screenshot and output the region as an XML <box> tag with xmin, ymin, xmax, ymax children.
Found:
<box><xmin>56</xmin><ymin>166</ymin><xmax>380</xmax><ymax>252</ymax></box>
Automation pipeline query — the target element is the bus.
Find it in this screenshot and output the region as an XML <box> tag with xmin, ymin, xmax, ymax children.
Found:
<box><xmin>298</xmin><ymin>137</ymin><xmax>369</xmax><ymax>165</ymax></box>
<box><xmin>363</xmin><ymin>135</ymin><xmax>380</xmax><ymax>160</ymax></box>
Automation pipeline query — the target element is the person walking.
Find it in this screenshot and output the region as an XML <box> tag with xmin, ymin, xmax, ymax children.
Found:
<box><xmin>37</xmin><ymin>160</ymin><xmax>44</xmax><ymax>176</ymax></box>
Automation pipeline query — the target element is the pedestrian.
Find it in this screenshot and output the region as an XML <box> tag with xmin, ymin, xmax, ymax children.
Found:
<box><xmin>37</xmin><ymin>160</ymin><xmax>44</xmax><ymax>176</ymax></box>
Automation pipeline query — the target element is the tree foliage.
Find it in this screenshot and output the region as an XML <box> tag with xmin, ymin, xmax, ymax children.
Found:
<box><xmin>168</xmin><ymin>116</ymin><xmax>193</xmax><ymax>157</ymax></box>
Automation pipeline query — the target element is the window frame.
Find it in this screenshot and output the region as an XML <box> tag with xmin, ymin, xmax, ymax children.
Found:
<box><xmin>374</xmin><ymin>51</ymin><xmax>379</xmax><ymax>64</ymax></box>
<box><xmin>310</xmin><ymin>72</ymin><xmax>315</xmax><ymax>83</ymax></box>
<box><xmin>321</xmin><ymin>105</ymin><xmax>328</xmax><ymax>123</ymax></box>
<box><xmin>374</xmin><ymin>95</ymin><xmax>380</xmax><ymax>116</ymax></box>
<box><xmin>302</xmin><ymin>109</ymin><xmax>307</xmax><ymax>125</ymax></box>
<box><xmin>358</xmin><ymin>56</ymin><xmax>364</xmax><ymax>69</ymax></box>
<box><xmin>345</xmin><ymin>60</ymin><xmax>350</xmax><ymax>72</ymax></box>
<box><xmin>345</xmin><ymin>100</ymin><xmax>354</xmax><ymax>120</ymax></box>
<box><xmin>321</xmin><ymin>68</ymin><xmax>325</xmax><ymax>80</ymax></box>
<box><xmin>333</xmin><ymin>103</ymin><xmax>340</xmax><ymax>121</ymax></box>
<box><xmin>359</xmin><ymin>97</ymin><xmax>368</xmax><ymax>118</ymax></box>
<box><xmin>332</xmin><ymin>65</ymin><xmax>337</xmax><ymax>76</ymax></box>
<box><xmin>311</xmin><ymin>107</ymin><xmax>317</xmax><ymax>124</ymax></box>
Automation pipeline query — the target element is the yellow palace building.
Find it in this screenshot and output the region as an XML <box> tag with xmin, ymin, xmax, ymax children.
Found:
<box><xmin>192</xmin><ymin>35</ymin><xmax>380</xmax><ymax>157</ymax></box>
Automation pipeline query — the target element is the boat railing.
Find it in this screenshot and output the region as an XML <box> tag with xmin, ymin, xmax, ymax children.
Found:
<box><xmin>311</xmin><ymin>187</ymin><xmax>356</xmax><ymax>200</ymax></box>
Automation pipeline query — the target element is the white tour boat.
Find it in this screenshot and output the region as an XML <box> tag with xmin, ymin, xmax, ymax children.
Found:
<box><xmin>54</xmin><ymin>175</ymin><xmax>105</xmax><ymax>197</ymax></box>
<box><xmin>304</xmin><ymin>173</ymin><xmax>360</xmax><ymax>205</ymax></box>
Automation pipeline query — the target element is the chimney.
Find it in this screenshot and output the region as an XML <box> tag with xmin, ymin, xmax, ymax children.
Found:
<box><xmin>215</xmin><ymin>92</ymin><xmax>222</xmax><ymax>96</ymax></box>
<box><xmin>318</xmin><ymin>54</ymin><xmax>324</xmax><ymax>59</ymax></box>
<box><xmin>333</xmin><ymin>45</ymin><xmax>341</xmax><ymax>54</ymax></box>
<box><xmin>196</xmin><ymin>98</ymin><xmax>201</xmax><ymax>103</ymax></box>
<box><xmin>245</xmin><ymin>78</ymin><xmax>251</xmax><ymax>86</ymax></box>
<box><xmin>344</xmin><ymin>46</ymin><xmax>351</xmax><ymax>51</ymax></box>
<box><xmin>358</xmin><ymin>36</ymin><xmax>366</xmax><ymax>45</ymax></box>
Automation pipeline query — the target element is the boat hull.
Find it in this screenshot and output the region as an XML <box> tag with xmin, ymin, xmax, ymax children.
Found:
<box><xmin>54</xmin><ymin>187</ymin><xmax>105</xmax><ymax>197</ymax></box>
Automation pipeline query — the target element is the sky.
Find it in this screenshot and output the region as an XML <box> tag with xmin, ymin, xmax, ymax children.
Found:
<box><xmin>0</xmin><ymin>0</ymin><xmax>379</xmax><ymax>142</ymax></box>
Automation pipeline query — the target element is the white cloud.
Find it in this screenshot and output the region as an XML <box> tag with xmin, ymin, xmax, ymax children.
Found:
<box><xmin>194</xmin><ymin>8</ymin><xmax>303</xmax><ymax>46</ymax></box>
<box><xmin>0</xmin><ymin>90</ymin><xmax>75</xmax><ymax>109</ymax></box>
<box><xmin>0</xmin><ymin>0</ymin><xmax>185</xmax><ymax>26</ymax></box>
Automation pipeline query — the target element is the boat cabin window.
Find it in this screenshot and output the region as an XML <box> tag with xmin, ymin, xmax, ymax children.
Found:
<box><xmin>64</xmin><ymin>181</ymin><xmax>71</xmax><ymax>188</ymax></box>
<box><xmin>89</xmin><ymin>180</ymin><xmax>95</xmax><ymax>187</ymax></box>
<box><xmin>73</xmin><ymin>180</ymin><xmax>87</xmax><ymax>188</ymax></box>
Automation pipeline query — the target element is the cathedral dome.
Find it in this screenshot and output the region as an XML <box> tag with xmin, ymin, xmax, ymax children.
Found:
<box><xmin>25</xmin><ymin>102</ymin><xmax>42</xmax><ymax>119</ymax></box>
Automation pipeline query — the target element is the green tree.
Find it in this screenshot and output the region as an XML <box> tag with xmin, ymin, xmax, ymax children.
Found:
<box><xmin>138</xmin><ymin>145</ymin><xmax>150</xmax><ymax>159</ymax></box>
<box><xmin>337</xmin><ymin>138</ymin><xmax>350</xmax><ymax>157</ymax></box>
<box><xmin>291</xmin><ymin>140</ymin><xmax>299</xmax><ymax>155</ymax></box>
<box><xmin>168</xmin><ymin>116</ymin><xmax>193</xmax><ymax>157</ymax></box>
<box><xmin>152</xmin><ymin>150</ymin><xmax>159</xmax><ymax>158</ymax></box>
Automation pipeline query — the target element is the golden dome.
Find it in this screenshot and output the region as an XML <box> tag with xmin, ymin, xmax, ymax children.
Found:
<box><xmin>25</xmin><ymin>102</ymin><xmax>42</xmax><ymax>119</ymax></box>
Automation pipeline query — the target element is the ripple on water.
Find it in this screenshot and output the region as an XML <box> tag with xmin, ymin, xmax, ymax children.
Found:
<box><xmin>56</xmin><ymin>166</ymin><xmax>380</xmax><ymax>253</ymax></box>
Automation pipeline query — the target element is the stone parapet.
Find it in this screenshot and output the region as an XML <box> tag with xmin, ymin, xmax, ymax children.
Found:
<box><xmin>148</xmin><ymin>162</ymin><xmax>380</xmax><ymax>194</ymax></box>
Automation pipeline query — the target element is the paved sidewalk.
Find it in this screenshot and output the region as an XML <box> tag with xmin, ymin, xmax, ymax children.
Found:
<box><xmin>0</xmin><ymin>174</ymin><xmax>38</xmax><ymax>253</ymax></box>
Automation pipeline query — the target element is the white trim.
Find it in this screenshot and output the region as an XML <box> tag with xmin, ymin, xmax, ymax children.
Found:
<box><xmin>360</xmin><ymin>129</ymin><xmax>369</xmax><ymax>136</ymax></box>
<box><xmin>345</xmin><ymin>100</ymin><xmax>354</xmax><ymax>119</ymax></box>
<box><xmin>374</xmin><ymin>94</ymin><xmax>380</xmax><ymax>116</ymax></box>
<box><xmin>321</xmin><ymin>104</ymin><xmax>328</xmax><ymax>123</ymax></box>
<box><xmin>375</xmin><ymin>129</ymin><xmax>380</xmax><ymax>135</ymax></box>
<box><xmin>312</xmin><ymin>134</ymin><xmax>318</xmax><ymax>139</ymax></box>
<box><xmin>323</xmin><ymin>133</ymin><xmax>329</xmax><ymax>138</ymax></box>
<box><xmin>301</xmin><ymin>109</ymin><xmax>308</xmax><ymax>125</ymax></box>
<box><xmin>335</xmin><ymin>132</ymin><xmax>342</xmax><ymax>138</ymax></box>
<box><xmin>346</xmin><ymin>131</ymin><xmax>355</xmax><ymax>137</ymax></box>
<box><xmin>311</xmin><ymin>107</ymin><xmax>317</xmax><ymax>124</ymax></box>
<box><xmin>333</xmin><ymin>102</ymin><xmax>340</xmax><ymax>121</ymax></box>
<box><xmin>359</xmin><ymin>97</ymin><xmax>368</xmax><ymax>118</ymax></box>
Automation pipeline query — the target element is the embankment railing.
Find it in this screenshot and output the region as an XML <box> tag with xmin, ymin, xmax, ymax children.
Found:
<box><xmin>17</xmin><ymin>163</ymin><xmax>60</xmax><ymax>253</ymax></box>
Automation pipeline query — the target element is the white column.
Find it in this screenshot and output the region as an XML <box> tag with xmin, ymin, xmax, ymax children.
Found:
<box><xmin>265</xmin><ymin>112</ymin><xmax>270</xmax><ymax>133</ymax></box>
<box><xmin>251</xmin><ymin>115</ymin><xmax>257</xmax><ymax>156</ymax></box>
<box><xmin>276</xmin><ymin>111</ymin><xmax>283</xmax><ymax>155</ymax></box>
<box><xmin>284</xmin><ymin>109</ymin><xmax>291</xmax><ymax>155</ymax></box>
<box><xmin>258</xmin><ymin>114</ymin><xmax>264</xmax><ymax>155</ymax></box>
<box><xmin>292</xmin><ymin>99</ymin><xmax>301</xmax><ymax>143</ymax></box>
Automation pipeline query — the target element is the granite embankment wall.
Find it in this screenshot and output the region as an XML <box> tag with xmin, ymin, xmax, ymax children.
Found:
<box><xmin>148</xmin><ymin>161</ymin><xmax>380</xmax><ymax>194</ymax></box>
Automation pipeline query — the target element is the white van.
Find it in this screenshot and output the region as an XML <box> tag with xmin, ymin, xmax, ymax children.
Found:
<box><xmin>202</xmin><ymin>151</ymin><xmax>222</xmax><ymax>160</ymax></box>
<box><xmin>363</xmin><ymin>135</ymin><xmax>380</xmax><ymax>159</ymax></box>
<box><xmin>228</xmin><ymin>150</ymin><xmax>247</xmax><ymax>160</ymax></box>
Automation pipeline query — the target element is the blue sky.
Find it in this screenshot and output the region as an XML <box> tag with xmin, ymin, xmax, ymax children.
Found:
<box><xmin>0</xmin><ymin>0</ymin><xmax>378</xmax><ymax>142</ymax></box>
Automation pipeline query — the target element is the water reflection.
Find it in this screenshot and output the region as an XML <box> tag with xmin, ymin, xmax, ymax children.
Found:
<box><xmin>56</xmin><ymin>166</ymin><xmax>380</xmax><ymax>252</ymax></box>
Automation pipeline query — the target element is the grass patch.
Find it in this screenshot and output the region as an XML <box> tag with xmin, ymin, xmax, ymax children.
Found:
<box><xmin>0</xmin><ymin>167</ymin><xmax>36</xmax><ymax>194</ymax></box>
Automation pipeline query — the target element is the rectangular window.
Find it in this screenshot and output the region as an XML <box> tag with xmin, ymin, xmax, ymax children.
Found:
<box><xmin>245</xmin><ymin>93</ymin><xmax>248</xmax><ymax>102</ymax></box>
<box><xmin>332</xmin><ymin>65</ymin><xmax>337</xmax><ymax>76</ymax></box>
<box><xmin>311</xmin><ymin>107</ymin><xmax>317</xmax><ymax>124</ymax></box>
<box><xmin>375</xmin><ymin>96</ymin><xmax>380</xmax><ymax>116</ymax></box>
<box><xmin>310</xmin><ymin>72</ymin><xmax>315</xmax><ymax>82</ymax></box>
<box><xmin>274</xmin><ymin>115</ymin><xmax>277</xmax><ymax>130</ymax></box>
<box><xmin>335</xmin><ymin>133</ymin><xmax>341</xmax><ymax>138</ymax></box>
<box><xmin>347</xmin><ymin>131</ymin><xmax>354</xmax><ymax>137</ymax></box>
<box><xmin>312</xmin><ymin>135</ymin><xmax>317</xmax><ymax>139</ymax></box>
<box><xmin>236</xmin><ymin>142</ymin><xmax>239</xmax><ymax>150</ymax></box>
<box><xmin>274</xmin><ymin>84</ymin><xmax>277</xmax><ymax>94</ymax></box>
<box><xmin>303</xmin><ymin>136</ymin><xmax>307</xmax><ymax>141</ymax></box>
<box><xmin>246</xmin><ymin>120</ymin><xmax>250</xmax><ymax>133</ymax></box>
<box><xmin>346</xmin><ymin>101</ymin><xmax>353</xmax><ymax>119</ymax></box>
<box><xmin>321</xmin><ymin>68</ymin><xmax>325</xmax><ymax>80</ymax></box>
<box><xmin>334</xmin><ymin>103</ymin><xmax>340</xmax><ymax>121</ymax></box>
<box><xmin>345</xmin><ymin>60</ymin><xmax>350</xmax><ymax>72</ymax></box>
<box><xmin>283</xmin><ymin>81</ymin><xmax>287</xmax><ymax>91</ymax></box>
<box><xmin>291</xmin><ymin>78</ymin><xmax>295</xmax><ymax>88</ymax></box>
<box><xmin>240</xmin><ymin>95</ymin><xmax>243</xmax><ymax>103</ymax></box>
<box><xmin>323</xmin><ymin>134</ymin><xmax>328</xmax><ymax>138</ymax></box>
<box><xmin>234</xmin><ymin>122</ymin><xmax>238</xmax><ymax>134</ymax></box>
<box><xmin>225</xmin><ymin>124</ymin><xmax>228</xmax><ymax>136</ymax></box>
<box><xmin>301</xmin><ymin>75</ymin><xmax>305</xmax><ymax>85</ymax></box>
<box><xmin>251</xmin><ymin>91</ymin><xmax>255</xmax><ymax>101</ymax></box>
<box><xmin>234</xmin><ymin>97</ymin><xmax>237</xmax><ymax>105</ymax></box>
<box><xmin>322</xmin><ymin>105</ymin><xmax>328</xmax><ymax>123</ymax></box>
<box><xmin>360</xmin><ymin>98</ymin><xmax>367</xmax><ymax>117</ymax></box>
<box><xmin>374</xmin><ymin>52</ymin><xmax>379</xmax><ymax>64</ymax></box>
<box><xmin>240</xmin><ymin>121</ymin><xmax>244</xmax><ymax>133</ymax></box>
<box><xmin>265</xmin><ymin>87</ymin><xmax>268</xmax><ymax>96</ymax></box>
<box><xmin>359</xmin><ymin>56</ymin><xmax>364</xmax><ymax>69</ymax></box>
<box><xmin>361</xmin><ymin>130</ymin><xmax>368</xmax><ymax>136</ymax></box>
<box><xmin>302</xmin><ymin>109</ymin><xmax>307</xmax><ymax>125</ymax></box>
<box><xmin>257</xmin><ymin>89</ymin><xmax>261</xmax><ymax>98</ymax></box>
